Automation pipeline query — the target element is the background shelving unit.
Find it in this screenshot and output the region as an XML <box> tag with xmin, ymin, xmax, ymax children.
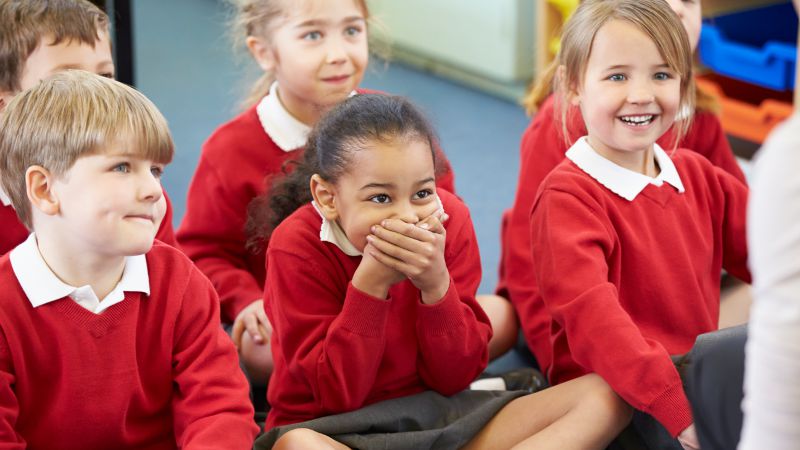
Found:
<box><xmin>697</xmin><ymin>0</ymin><xmax>797</xmax><ymax>150</ymax></box>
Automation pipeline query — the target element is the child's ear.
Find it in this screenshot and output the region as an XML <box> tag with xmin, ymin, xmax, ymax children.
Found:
<box><xmin>310</xmin><ymin>174</ymin><xmax>338</xmax><ymax>221</ymax></box>
<box><xmin>25</xmin><ymin>166</ymin><xmax>60</xmax><ymax>216</ymax></box>
<box><xmin>246</xmin><ymin>36</ymin><xmax>277</xmax><ymax>73</ymax></box>
<box><xmin>557</xmin><ymin>65</ymin><xmax>581</xmax><ymax>106</ymax></box>
<box><xmin>569</xmin><ymin>88</ymin><xmax>581</xmax><ymax>106</ymax></box>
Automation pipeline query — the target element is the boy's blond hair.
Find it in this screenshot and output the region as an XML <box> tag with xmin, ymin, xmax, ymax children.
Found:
<box><xmin>0</xmin><ymin>70</ymin><xmax>174</xmax><ymax>228</ymax></box>
<box><xmin>0</xmin><ymin>0</ymin><xmax>109</xmax><ymax>94</ymax></box>
<box><xmin>552</xmin><ymin>0</ymin><xmax>695</xmax><ymax>148</ymax></box>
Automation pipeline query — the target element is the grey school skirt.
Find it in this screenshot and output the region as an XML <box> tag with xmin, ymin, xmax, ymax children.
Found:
<box><xmin>254</xmin><ymin>389</ymin><xmax>526</xmax><ymax>450</ymax></box>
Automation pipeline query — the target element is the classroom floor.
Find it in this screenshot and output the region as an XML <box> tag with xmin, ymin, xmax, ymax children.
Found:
<box><xmin>131</xmin><ymin>0</ymin><xmax>530</xmax><ymax>294</ymax></box>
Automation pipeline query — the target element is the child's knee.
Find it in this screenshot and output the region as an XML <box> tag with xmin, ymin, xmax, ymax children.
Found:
<box><xmin>273</xmin><ymin>428</ymin><xmax>339</xmax><ymax>450</ymax></box>
<box><xmin>273</xmin><ymin>429</ymin><xmax>315</xmax><ymax>450</ymax></box>
<box><xmin>582</xmin><ymin>374</ymin><xmax>633</xmax><ymax>424</ymax></box>
<box><xmin>240</xmin><ymin>332</ymin><xmax>274</xmax><ymax>383</ymax></box>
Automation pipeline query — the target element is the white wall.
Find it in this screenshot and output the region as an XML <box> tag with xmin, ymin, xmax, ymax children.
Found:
<box><xmin>368</xmin><ymin>0</ymin><xmax>535</xmax><ymax>83</ymax></box>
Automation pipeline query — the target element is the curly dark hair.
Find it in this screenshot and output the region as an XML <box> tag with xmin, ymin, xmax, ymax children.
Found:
<box><xmin>245</xmin><ymin>94</ymin><xmax>439</xmax><ymax>252</ymax></box>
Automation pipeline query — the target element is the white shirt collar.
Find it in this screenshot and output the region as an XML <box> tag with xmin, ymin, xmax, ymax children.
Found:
<box><xmin>256</xmin><ymin>82</ymin><xmax>359</xmax><ymax>152</ymax></box>
<box><xmin>566</xmin><ymin>137</ymin><xmax>685</xmax><ymax>201</ymax></box>
<box><xmin>0</xmin><ymin>186</ymin><xmax>11</xmax><ymax>207</ymax></box>
<box><xmin>311</xmin><ymin>202</ymin><xmax>362</xmax><ymax>256</ymax></box>
<box><xmin>9</xmin><ymin>233</ymin><xmax>150</xmax><ymax>313</ymax></box>
<box><xmin>256</xmin><ymin>82</ymin><xmax>312</xmax><ymax>152</ymax></box>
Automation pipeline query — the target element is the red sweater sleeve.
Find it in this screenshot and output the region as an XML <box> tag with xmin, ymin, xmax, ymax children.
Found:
<box><xmin>531</xmin><ymin>189</ymin><xmax>692</xmax><ymax>437</ymax></box>
<box><xmin>716</xmin><ymin>167</ymin><xmax>751</xmax><ymax>282</ymax></box>
<box><xmin>0</xmin><ymin>331</ymin><xmax>25</xmax><ymax>448</ymax></box>
<box><xmin>177</xmin><ymin>156</ymin><xmax>263</xmax><ymax>323</ymax></box>
<box><xmin>171</xmin><ymin>267</ymin><xmax>258</xmax><ymax>449</ymax></box>
<box><xmin>500</xmin><ymin>98</ymin><xmax>572</xmax><ymax>369</ymax></box>
<box><xmin>266</xmin><ymin>250</ymin><xmax>393</xmax><ymax>413</ymax></box>
<box><xmin>415</xmin><ymin>205</ymin><xmax>491</xmax><ymax>395</ymax></box>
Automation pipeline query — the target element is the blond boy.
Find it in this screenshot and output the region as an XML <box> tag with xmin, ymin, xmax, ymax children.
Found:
<box><xmin>0</xmin><ymin>70</ymin><xmax>258</xmax><ymax>449</ymax></box>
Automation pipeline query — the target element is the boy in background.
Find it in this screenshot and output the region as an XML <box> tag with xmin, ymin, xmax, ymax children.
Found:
<box><xmin>0</xmin><ymin>0</ymin><xmax>176</xmax><ymax>254</ymax></box>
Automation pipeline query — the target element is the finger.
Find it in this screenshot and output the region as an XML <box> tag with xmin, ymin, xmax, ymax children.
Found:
<box><xmin>374</xmin><ymin>221</ymin><xmax>433</xmax><ymax>246</ymax></box>
<box><xmin>368</xmin><ymin>246</ymin><xmax>415</xmax><ymax>276</ymax></box>
<box><xmin>256</xmin><ymin>308</ymin><xmax>271</xmax><ymax>330</ymax></box>
<box><xmin>257</xmin><ymin>324</ymin><xmax>271</xmax><ymax>342</ymax></box>
<box><xmin>366</xmin><ymin>234</ymin><xmax>422</xmax><ymax>265</ymax></box>
<box><xmin>378</xmin><ymin>219</ymin><xmax>430</xmax><ymax>239</ymax></box>
<box><xmin>244</xmin><ymin>314</ymin><xmax>264</xmax><ymax>344</ymax></box>
<box><xmin>231</xmin><ymin>318</ymin><xmax>245</xmax><ymax>349</ymax></box>
<box><xmin>417</xmin><ymin>215</ymin><xmax>445</xmax><ymax>235</ymax></box>
<box><xmin>425</xmin><ymin>206</ymin><xmax>449</xmax><ymax>224</ymax></box>
<box><xmin>256</xmin><ymin>311</ymin><xmax>273</xmax><ymax>338</ymax></box>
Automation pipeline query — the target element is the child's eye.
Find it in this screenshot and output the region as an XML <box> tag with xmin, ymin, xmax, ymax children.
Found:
<box><xmin>344</xmin><ymin>26</ymin><xmax>362</xmax><ymax>37</ymax></box>
<box><xmin>111</xmin><ymin>162</ymin><xmax>130</xmax><ymax>173</ymax></box>
<box><xmin>654</xmin><ymin>72</ymin><xmax>673</xmax><ymax>81</ymax></box>
<box><xmin>413</xmin><ymin>189</ymin><xmax>433</xmax><ymax>200</ymax></box>
<box><xmin>608</xmin><ymin>74</ymin><xmax>626</xmax><ymax>82</ymax></box>
<box><xmin>150</xmin><ymin>165</ymin><xmax>164</xmax><ymax>179</ymax></box>
<box><xmin>302</xmin><ymin>31</ymin><xmax>323</xmax><ymax>41</ymax></box>
<box><xmin>369</xmin><ymin>194</ymin><xmax>391</xmax><ymax>204</ymax></box>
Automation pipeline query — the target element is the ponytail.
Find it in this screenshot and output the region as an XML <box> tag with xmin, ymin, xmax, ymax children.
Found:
<box><xmin>242</xmin><ymin>72</ymin><xmax>275</xmax><ymax>109</ymax></box>
<box><xmin>521</xmin><ymin>60</ymin><xmax>559</xmax><ymax>116</ymax></box>
<box><xmin>245</xmin><ymin>143</ymin><xmax>317</xmax><ymax>252</ymax></box>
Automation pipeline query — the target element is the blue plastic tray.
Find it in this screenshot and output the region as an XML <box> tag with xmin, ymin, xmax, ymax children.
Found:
<box><xmin>699</xmin><ymin>2</ymin><xmax>798</xmax><ymax>91</ymax></box>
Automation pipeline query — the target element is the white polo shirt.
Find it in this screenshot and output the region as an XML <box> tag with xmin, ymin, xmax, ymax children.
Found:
<box><xmin>565</xmin><ymin>137</ymin><xmax>685</xmax><ymax>201</ymax></box>
<box><xmin>9</xmin><ymin>233</ymin><xmax>150</xmax><ymax>314</ymax></box>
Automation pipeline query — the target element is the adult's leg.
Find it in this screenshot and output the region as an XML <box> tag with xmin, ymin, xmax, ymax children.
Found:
<box><xmin>683</xmin><ymin>325</ymin><xmax>747</xmax><ymax>450</ymax></box>
<box><xmin>464</xmin><ymin>374</ymin><xmax>632</xmax><ymax>450</ymax></box>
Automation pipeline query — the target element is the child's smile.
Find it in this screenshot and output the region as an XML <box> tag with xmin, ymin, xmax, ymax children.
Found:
<box><xmin>51</xmin><ymin>150</ymin><xmax>166</xmax><ymax>258</ymax></box>
<box><xmin>573</xmin><ymin>19</ymin><xmax>681</xmax><ymax>171</ymax></box>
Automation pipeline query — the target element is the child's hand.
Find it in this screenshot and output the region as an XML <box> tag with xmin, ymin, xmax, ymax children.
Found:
<box><xmin>231</xmin><ymin>300</ymin><xmax>272</xmax><ymax>349</ymax></box>
<box><xmin>678</xmin><ymin>423</ymin><xmax>700</xmax><ymax>450</ymax></box>
<box><xmin>352</xmin><ymin>243</ymin><xmax>406</xmax><ymax>299</ymax></box>
<box><xmin>366</xmin><ymin>209</ymin><xmax>450</xmax><ymax>304</ymax></box>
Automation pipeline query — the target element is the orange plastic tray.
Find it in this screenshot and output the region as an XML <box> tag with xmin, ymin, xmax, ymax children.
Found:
<box><xmin>696</xmin><ymin>74</ymin><xmax>793</xmax><ymax>143</ymax></box>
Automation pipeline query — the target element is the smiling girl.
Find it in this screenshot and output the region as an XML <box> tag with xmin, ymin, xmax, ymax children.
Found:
<box><xmin>528</xmin><ymin>1</ymin><xmax>750</xmax><ymax>448</ymax></box>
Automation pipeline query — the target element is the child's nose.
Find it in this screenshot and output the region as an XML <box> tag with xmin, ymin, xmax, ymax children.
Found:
<box><xmin>392</xmin><ymin>202</ymin><xmax>420</xmax><ymax>224</ymax></box>
<box><xmin>139</xmin><ymin>172</ymin><xmax>163</xmax><ymax>203</ymax></box>
<box><xmin>325</xmin><ymin>37</ymin><xmax>348</xmax><ymax>64</ymax></box>
<box><xmin>627</xmin><ymin>81</ymin><xmax>655</xmax><ymax>104</ymax></box>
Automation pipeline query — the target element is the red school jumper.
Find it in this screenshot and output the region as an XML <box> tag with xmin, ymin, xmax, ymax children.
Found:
<box><xmin>0</xmin><ymin>192</ymin><xmax>177</xmax><ymax>256</ymax></box>
<box><xmin>264</xmin><ymin>189</ymin><xmax>489</xmax><ymax>428</ymax></box>
<box><xmin>530</xmin><ymin>148</ymin><xmax>750</xmax><ymax>436</ymax></box>
<box><xmin>500</xmin><ymin>94</ymin><xmax>747</xmax><ymax>371</ymax></box>
<box><xmin>177</xmin><ymin>91</ymin><xmax>456</xmax><ymax>324</ymax></box>
<box><xmin>0</xmin><ymin>242</ymin><xmax>258</xmax><ymax>449</ymax></box>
